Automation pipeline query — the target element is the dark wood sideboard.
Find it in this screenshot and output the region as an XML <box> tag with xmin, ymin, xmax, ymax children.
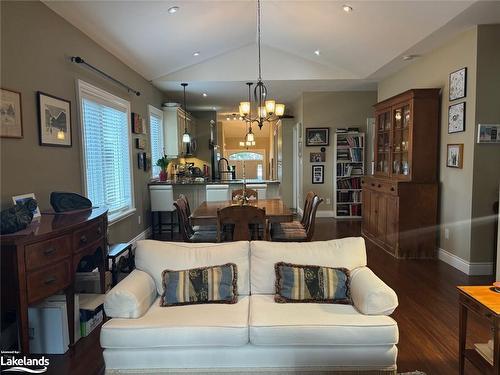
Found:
<box><xmin>0</xmin><ymin>207</ymin><xmax>108</xmax><ymax>353</ymax></box>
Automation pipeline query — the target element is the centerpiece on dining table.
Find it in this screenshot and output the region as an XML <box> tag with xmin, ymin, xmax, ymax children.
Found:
<box><xmin>233</xmin><ymin>190</ymin><xmax>251</xmax><ymax>206</ymax></box>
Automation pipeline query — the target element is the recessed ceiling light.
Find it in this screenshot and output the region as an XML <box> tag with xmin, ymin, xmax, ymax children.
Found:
<box><xmin>342</xmin><ymin>5</ymin><xmax>353</xmax><ymax>13</ymax></box>
<box><xmin>167</xmin><ymin>6</ymin><xmax>179</xmax><ymax>14</ymax></box>
<box><xmin>314</xmin><ymin>50</ymin><xmax>320</xmax><ymax>56</ymax></box>
<box><xmin>202</xmin><ymin>93</ymin><xmax>207</xmax><ymax>97</ymax></box>
<box><xmin>402</xmin><ymin>54</ymin><xmax>419</xmax><ymax>61</ymax></box>
<box><xmin>193</xmin><ymin>51</ymin><xmax>200</xmax><ymax>57</ymax></box>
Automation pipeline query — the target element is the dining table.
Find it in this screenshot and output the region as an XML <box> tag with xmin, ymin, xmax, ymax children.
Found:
<box><xmin>190</xmin><ymin>199</ymin><xmax>293</xmax><ymax>226</ymax></box>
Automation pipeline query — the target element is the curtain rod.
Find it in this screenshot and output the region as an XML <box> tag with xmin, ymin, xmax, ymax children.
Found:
<box><xmin>70</xmin><ymin>56</ymin><xmax>141</xmax><ymax>96</ymax></box>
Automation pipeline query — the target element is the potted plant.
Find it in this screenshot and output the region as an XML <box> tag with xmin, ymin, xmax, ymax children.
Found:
<box><xmin>156</xmin><ymin>155</ymin><xmax>173</xmax><ymax>181</ymax></box>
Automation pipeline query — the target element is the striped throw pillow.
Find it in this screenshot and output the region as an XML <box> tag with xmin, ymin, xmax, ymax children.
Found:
<box><xmin>274</xmin><ymin>262</ymin><xmax>351</xmax><ymax>304</ymax></box>
<box><xmin>160</xmin><ymin>263</ymin><xmax>238</xmax><ymax>307</ymax></box>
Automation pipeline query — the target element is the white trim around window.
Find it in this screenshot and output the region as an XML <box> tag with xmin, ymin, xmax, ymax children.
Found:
<box><xmin>77</xmin><ymin>79</ymin><xmax>136</xmax><ymax>224</ymax></box>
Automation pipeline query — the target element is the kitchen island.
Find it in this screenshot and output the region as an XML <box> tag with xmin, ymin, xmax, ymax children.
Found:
<box><xmin>149</xmin><ymin>179</ymin><xmax>281</xmax><ymax>212</ymax></box>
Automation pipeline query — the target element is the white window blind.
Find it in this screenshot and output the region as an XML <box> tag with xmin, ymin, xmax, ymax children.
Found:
<box><xmin>149</xmin><ymin>105</ymin><xmax>164</xmax><ymax>177</ymax></box>
<box><xmin>78</xmin><ymin>80</ymin><xmax>134</xmax><ymax>223</ymax></box>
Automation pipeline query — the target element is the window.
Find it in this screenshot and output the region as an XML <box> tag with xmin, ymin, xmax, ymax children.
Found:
<box><xmin>228</xmin><ymin>152</ymin><xmax>264</xmax><ymax>161</ymax></box>
<box><xmin>149</xmin><ymin>105</ymin><xmax>164</xmax><ymax>177</ymax></box>
<box><xmin>78</xmin><ymin>80</ymin><xmax>135</xmax><ymax>223</ymax></box>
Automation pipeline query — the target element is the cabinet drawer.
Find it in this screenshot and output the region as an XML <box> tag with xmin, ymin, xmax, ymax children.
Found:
<box><xmin>73</xmin><ymin>221</ymin><xmax>103</xmax><ymax>251</ymax></box>
<box><xmin>27</xmin><ymin>260</ymin><xmax>71</xmax><ymax>304</ymax></box>
<box><xmin>25</xmin><ymin>235</ymin><xmax>71</xmax><ymax>271</ymax></box>
<box><xmin>362</xmin><ymin>178</ymin><xmax>398</xmax><ymax>195</ymax></box>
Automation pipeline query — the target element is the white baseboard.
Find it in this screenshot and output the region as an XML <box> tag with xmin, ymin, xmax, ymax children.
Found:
<box><xmin>128</xmin><ymin>227</ymin><xmax>152</xmax><ymax>249</ymax></box>
<box><xmin>438</xmin><ymin>248</ymin><xmax>493</xmax><ymax>276</ymax></box>
<box><xmin>316</xmin><ymin>210</ymin><xmax>335</xmax><ymax>218</ymax></box>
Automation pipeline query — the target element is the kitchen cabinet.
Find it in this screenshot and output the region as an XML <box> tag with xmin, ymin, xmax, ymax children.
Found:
<box><xmin>362</xmin><ymin>89</ymin><xmax>439</xmax><ymax>259</ymax></box>
<box><xmin>162</xmin><ymin>106</ymin><xmax>197</xmax><ymax>157</ymax></box>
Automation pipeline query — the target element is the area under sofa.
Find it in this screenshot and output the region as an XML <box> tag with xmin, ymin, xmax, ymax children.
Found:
<box><xmin>101</xmin><ymin>238</ymin><xmax>399</xmax><ymax>374</ymax></box>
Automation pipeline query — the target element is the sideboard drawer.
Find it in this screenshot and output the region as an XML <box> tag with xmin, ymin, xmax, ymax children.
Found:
<box><xmin>27</xmin><ymin>260</ymin><xmax>71</xmax><ymax>304</ymax></box>
<box><xmin>73</xmin><ymin>221</ymin><xmax>103</xmax><ymax>251</ymax></box>
<box><xmin>25</xmin><ymin>235</ymin><xmax>71</xmax><ymax>271</ymax></box>
<box><xmin>362</xmin><ymin>178</ymin><xmax>398</xmax><ymax>196</ymax></box>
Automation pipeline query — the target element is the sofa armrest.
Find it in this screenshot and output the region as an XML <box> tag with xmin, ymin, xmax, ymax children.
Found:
<box><xmin>350</xmin><ymin>267</ymin><xmax>398</xmax><ymax>315</ymax></box>
<box><xmin>104</xmin><ymin>269</ymin><xmax>157</xmax><ymax>318</ymax></box>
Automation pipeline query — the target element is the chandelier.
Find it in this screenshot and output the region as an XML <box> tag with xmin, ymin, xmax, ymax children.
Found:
<box><xmin>238</xmin><ymin>0</ymin><xmax>285</xmax><ymax>131</ymax></box>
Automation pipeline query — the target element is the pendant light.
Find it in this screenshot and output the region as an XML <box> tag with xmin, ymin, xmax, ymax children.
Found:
<box><xmin>238</xmin><ymin>0</ymin><xmax>285</xmax><ymax>129</ymax></box>
<box><xmin>181</xmin><ymin>83</ymin><xmax>191</xmax><ymax>143</ymax></box>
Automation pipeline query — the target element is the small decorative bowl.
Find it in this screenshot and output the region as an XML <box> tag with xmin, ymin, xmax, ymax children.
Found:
<box><xmin>493</xmin><ymin>281</ymin><xmax>500</xmax><ymax>293</ymax></box>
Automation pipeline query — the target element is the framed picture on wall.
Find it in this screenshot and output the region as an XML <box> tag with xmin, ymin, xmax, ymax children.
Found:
<box><xmin>1</xmin><ymin>88</ymin><xmax>23</xmax><ymax>138</ymax></box>
<box><xmin>306</xmin><ymin>127</ymin><xmax>329</xmax><ymax>146</ymax></box>
<box><xmin>446</xmin><ymin>144</ymin><xmax>463</xmax><ymax>168</ymax></box>
<box><xmin>12</xmin><ymin>193</ymin><xmax>41</xmax><ymax>218</ymax></box>
<box><xmin>37</xmin><ymin>92</ymin><xmax>72</xmax><ymax>146</ymax></box>
<box><xmin>449</xmin><ymin>67</ymin><xmax>467</xmax><ymax>101</ymax></box>
<box><xmin>310</xmin><ymin>152</ymin><xmax>325</xmax><ymax>162</ymax></box>
<box><xmin>448</xmin><ymin>102</ymin><xmax>465</xmax><ymax>134</ymax></box>
<box><xmin>477</xmin><ymin>124</ymin><xmax>500</xmax><ymax>143</ymax></box>
<box><xmin>312</xmin><ymin>165</ymin><xmax>324</xmax><ymax>184</ymax></box>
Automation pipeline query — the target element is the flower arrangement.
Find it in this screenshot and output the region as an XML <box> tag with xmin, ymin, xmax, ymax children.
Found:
<box><xmin>233</xmin><ymin>194</ymin><xmax>250</xmax><ymax>206</ymax></box>
<box><xmin>156</xmin><ymin>154</ymin><xmax>173</xmax><ymax>181</ymax></box>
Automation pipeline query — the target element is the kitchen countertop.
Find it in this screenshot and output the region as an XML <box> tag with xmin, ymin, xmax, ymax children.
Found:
<box><xmin>149</xmin><ymin>179</ymin><xmax>280</xmax><ymax>186</ymax></box>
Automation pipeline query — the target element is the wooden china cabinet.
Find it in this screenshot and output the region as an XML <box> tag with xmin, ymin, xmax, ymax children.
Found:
<box><xmin>362</xmin><ymin>89</ymin><xmax>440</xmax><ymax>258</ymax></box>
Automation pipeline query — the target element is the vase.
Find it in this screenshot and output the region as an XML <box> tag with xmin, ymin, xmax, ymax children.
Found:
<box><xmin>159</xmin><ymin>170</ymin><xmax>168</xmax><ymax>182</ymax></box>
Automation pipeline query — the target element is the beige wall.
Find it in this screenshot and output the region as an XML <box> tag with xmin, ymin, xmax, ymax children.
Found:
<box><xmin>280</xmin><ymin>119</ymin><xmax>295</xmax><ymax>208</ymax></box>
<box><xmin>378</xmin><ymin>28</ymin><xmax>478</xmax><ymax>262</ymax></box>
<box><xmin>0</xmin><ymin>1</ymin><xmax>164</xmax><ymax>243</ymax></box>
<box><xmin>471</xmin><ymin>25</ymin><xmax>500</xmax><ymax>263</ymax></box>
<box><xmin>301</xmin><ymin>91</ymin><xmax>377</xmax><ymax>213</ymax></box>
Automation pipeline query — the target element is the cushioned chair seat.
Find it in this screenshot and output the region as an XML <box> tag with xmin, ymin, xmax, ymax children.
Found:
<box><xmin>249</xmin><ymin>295</ymin><xmax>398</xmax><ymax>346</ymax></box>
<box><xmin>270</xmin><ymin>227</ymin><xmax>307</xmax><ymax>241</ymax></box>
<box><xmin>273</xmin><ymin>221</ymin><xmax>304</xmax><ymax>231</ymax></box>
<box><xmin>101</xmin><ymin>297</ymin><xmax>250</xmax><ymax>349</ymax></box>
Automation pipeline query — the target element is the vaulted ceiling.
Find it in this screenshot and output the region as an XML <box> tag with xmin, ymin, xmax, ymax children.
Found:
<box><xmin>44</xmin><ymin>1</ymin><xmax>500</xmax><ymax>114</ymax></box>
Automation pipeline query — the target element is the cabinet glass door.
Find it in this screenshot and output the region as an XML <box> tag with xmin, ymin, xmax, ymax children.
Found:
<box><xmin>391</xmin><ymin>104</ymin><xmax>411</xmax><ymax>178</ymax></box>
<box><xmin>375</xmin><ymin>111</ymin><xmax>391</xmax><ymax>176</ymax></box>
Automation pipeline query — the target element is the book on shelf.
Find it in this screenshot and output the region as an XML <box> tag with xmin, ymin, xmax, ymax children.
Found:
<box><xmin>336</xmin><ymin>177</ymin><xmax>361</xmax><ymax>189</ymax></box>
<box><xmin>349</xmin><ymin>148</ymin><xmax>362</xmax><ymax>162</ymax></box>
<box><xmin>336</xmin><ymin>191</ymin><xmax>362</xmax><ymax>203</ymax></box>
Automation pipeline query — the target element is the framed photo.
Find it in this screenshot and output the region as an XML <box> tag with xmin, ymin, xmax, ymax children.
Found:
<box><xmin>137</xmin><ymin>152</ymin><xmax>144</xmax><ymax>169</ymax></box>
<box><xmin>448</xmin><ymin>102</ymin><xmax>465</xmax><ymax>134</ymax></box>
<box><xmin>446</xmin><ymin>144</ymin><xmax>463</xmax><ymax>169</ymax></box>
<box><xmin>312</xmin><ymin>165</ymin><xmax>324</xmax><ymax>184</ymax></box>
<box><xmin>135</xmin><ymin>138</ymin><xmax>146</xmax><ymax>149</ymax></box>
<box><xmin>1</xmin><ymin>88</ymin><xmax>23</xmax><ymax>138</ymax></box>
<box><xmin>143</xmin><ymin>152</ymin><xmax>149</xmax><ymax>171</ymax></box>
<box><xmin>310</xmin><ymin>152</ymin><xmax>325</xmax><ymax>163</ymax></box>
<box><xmin>132</xmin><ymin>113</ymin><xmax>143</xmax><ymax>134</ymax></box>
<box><xmin>306</xmin><ymin>127</ymin><xmax>329</xmax><ymax>146</ymax></box>
<box><xmin>37</xmin><ymin>92</ymin><xmax>72</xmax><ymax>146</ymax></box>
<box><xmin>449</xmin><ymin>67</ymin><xmax>467</xmax><ymax>101</ymax></box>
<box><xmin>12</xmin><ymin>193</ymin><xmax>41</xmax><ymax>218</ymax></box>
<box><xmin>477</xmin><ymin>124</ymin><xmax>500</xmax><ymax>144</ymax></box>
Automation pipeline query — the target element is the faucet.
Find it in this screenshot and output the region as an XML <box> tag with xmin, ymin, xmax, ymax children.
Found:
<box><xmin>218</xmin><ymin>158</ymin><xmax>231</xmax><ymax>180</ymax></box>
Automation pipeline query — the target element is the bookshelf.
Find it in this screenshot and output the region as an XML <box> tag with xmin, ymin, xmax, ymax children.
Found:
<box><xmin>334</xmin><ymin>132</ymin><xmax>365</xmax><ymax>219</ymax></box>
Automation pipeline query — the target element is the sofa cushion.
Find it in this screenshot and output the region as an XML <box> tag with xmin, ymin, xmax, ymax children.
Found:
<box><xmin>101</xmin><ymin>296</ymin><xmax>250</xmax><ymax>349</ymax></box>
<box><xmin>274</xmin><ymin>262</ymin><xmax>350</xmax><ymax>304</ymax></box>
<box><xmin>135</xmin><ymin>240</ymin><xmax>250</xmax><ymax>295</ymax></box>
<box><xmin>251</xmin><ymin>238</ymin><xmax>367</xmax><ymax>294</ymax></box>
<box><xmin>249</xmin><ymin>295</ymin><xmax>398</xmax><ymax>346</ymax></box>
<box><xmin>160</xmin><ymin>263</ymin><xmax>237</xmax><ymax>306</ymax></box>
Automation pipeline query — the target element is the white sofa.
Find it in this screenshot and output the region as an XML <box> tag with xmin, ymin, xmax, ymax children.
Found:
<box><xmin>101</xmin><ymin>238</ymin><xmax>399</xmax><ymax>374</ymax></box>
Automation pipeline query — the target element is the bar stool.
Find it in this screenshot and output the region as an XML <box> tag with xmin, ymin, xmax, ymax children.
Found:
<box><xmin>150</xmin><ymin>185</ymin><xmax>176</xmax><ymax>239</ymax></box>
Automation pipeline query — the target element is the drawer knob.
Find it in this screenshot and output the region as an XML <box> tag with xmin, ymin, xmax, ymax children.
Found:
<box><xmin>371</xmin><ymin>183</ymin><xmax>375</xmax><ymax>187</ymax></box>
<box><xmin>378</xmin><ymin>184</ymin><xmax>381</xmax><ymax>188</ymax></box>
<box><xmin>390</xmin><ymin>187</ymin><xmax>395</xmax><ymax>191</ymax></box>
<box><xmin>43</xmin><ymin>247</ymin><xmax>56</xmax><ymax>255</ymax></box>
<box><xmin>80</xmin><ymin>235</ymin><xmax>88</xmax><ymax>244</ymax></box>
<box><xmin>44</xmin><ymin>276</ymin><xmax>56</xmax><ymax>285</ymax></box>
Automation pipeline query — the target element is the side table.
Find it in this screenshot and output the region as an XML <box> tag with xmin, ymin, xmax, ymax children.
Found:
<box><xmin>457</xmin><ymin>286</ymin><xmax>500</xmax><ymax>375</ymax></box>
<box><xmin>108</xmin><ymin>243</ymin><xmax>133</xmax><ymax>286</ymax></box>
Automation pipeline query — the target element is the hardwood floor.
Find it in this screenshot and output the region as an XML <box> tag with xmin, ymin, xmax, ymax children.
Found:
<box><xmin>44</xmin><ymin>218</ymin><xmax>493</xmax><ymax>375</ymax></box>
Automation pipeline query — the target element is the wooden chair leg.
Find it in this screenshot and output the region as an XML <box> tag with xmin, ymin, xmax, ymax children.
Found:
<box><xmin>170</xmin><ymin>211</ymin><xmax>174</xmax><ymax>239</ymax></box>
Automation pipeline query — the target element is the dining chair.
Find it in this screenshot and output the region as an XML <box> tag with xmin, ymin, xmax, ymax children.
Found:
<box><xmin>270</xmin><ymin>195</ymin><xmax>323</xmax><ymax>242</ymax></box>
<box><xmin>231</xmin><ymin>188</ymin><xmax>258</xmax><ymax>201</ymax></box>
<box><xmin>173</xmin><ymin>198</ymin><xmax>217</xmax><ymax>243</ymax></box>
<box><xmin>216</xmin><ymin>205</ymin><xmax>268</xmax><ymax>242</ymax></box>
<box><xmin>271</xmin><ymin>191</ymin><xmax>315</xmax><ymax>233</ymax></box>
<box><xmin>178</xmin><ymin>194</ymin><xmax>216</xmax><ymax>232</ymax></box>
